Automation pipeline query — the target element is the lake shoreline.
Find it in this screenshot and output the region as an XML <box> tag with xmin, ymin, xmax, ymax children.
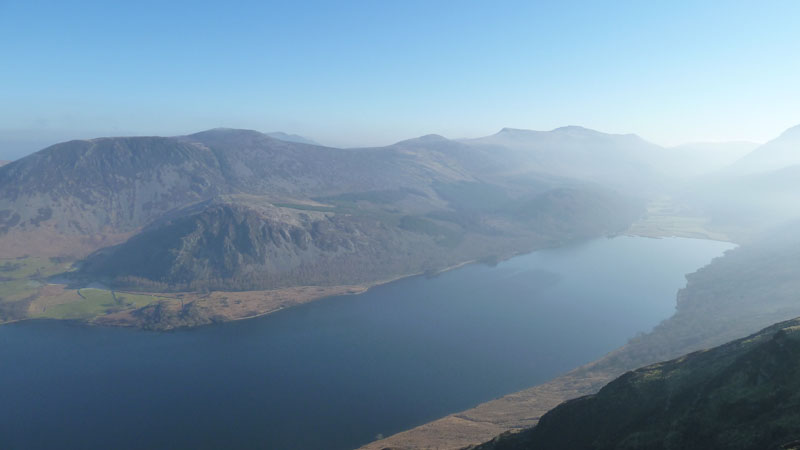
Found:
<box><xmin>358</xmin><ymin>232</ymin><xmax>737</xmax><ymax>450</ymax></box>
<box><xmin>4</xmin><ymin>233</ymin><xmax>570</xmax><ymax>331</ymax></box>
<box><xmin>3</xmin><ymin>228</ymin><xmax>723</xmax><ymax>332</ymax></box>
<box><xmin>1</xmin><ymin>236</ymin><xmax>734</xmax><ymax>450</ymax></box>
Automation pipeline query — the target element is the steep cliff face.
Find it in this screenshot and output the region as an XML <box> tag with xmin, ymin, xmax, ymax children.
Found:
<box><xmin>474</xmin><ymin>318</ymin><xmax>800</xmax><ymax>450</ymax></box>
<box><xmin>79</xmin><ymin>199</ymin><xmax>442</xmax><ymax>290</ymax></box>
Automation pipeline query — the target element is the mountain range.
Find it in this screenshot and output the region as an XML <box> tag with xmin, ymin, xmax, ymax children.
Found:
<box><xmin>2</xmin><ymin>124</ymin><xmax>799</xmax><ymax>279</ymax></box>
<box><xmin>352</xmin><ymin>124</ymin><xmax>800</xmax><ymax>450</ymax></box>
<box><xmin>1</xmin><ymin>124</ymin><xmax>799</xmax><ymax>327</ymax></box>
<box><xmin>3</xmin><ymin>123</ymin><xmax>800</xmax><ymax>449</ymax></box>
<box><xmin>0</xmin><ymin>126</ymin><xmax>661</xmax><ymax>326</ymax></box>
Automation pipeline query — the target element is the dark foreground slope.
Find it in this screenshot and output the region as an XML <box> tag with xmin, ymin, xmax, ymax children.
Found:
<box><xmin>475</xmin><ymin>317</ymin><xmax>800</xmax><ymax>450</ymax></box>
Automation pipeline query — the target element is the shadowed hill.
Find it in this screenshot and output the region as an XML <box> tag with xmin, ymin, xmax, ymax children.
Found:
<box><xmin>0</xmin><ymin>129</ymin><xmax>477</xmax><ymax>257</ymax></box>
<box><xmin>78</xmin><ymin>186</ymin><xmax>642</xmax><ymax>292</ymax></box>
<box><xmin>0</xmin><ymin>127</ymin><xmax>652</xmax><ymax>259</ymax></box>
<box><xmin>473</xmin><ymin>317</ymin><xmax>800</xmax><ymax>450</ymax></box>
<box><xmin>0</xmin><ymin>127</ymin><xmax>647</xmax><ymax>324</ymax></box>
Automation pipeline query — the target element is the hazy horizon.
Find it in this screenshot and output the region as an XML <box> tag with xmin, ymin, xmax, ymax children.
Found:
<box><xmin>0</xmin><ymin>124</ymin><xmax>774</xmax><ymax>162</ymax></box>
<box><xmin>4</xmin><ymin>3</ymin><xmax>800</xmax><ymax>448</ymax></box>
<box><xmin>2</xmin><ymin>1</ymin><xmax>799</xmax><ymax>159</ymax></box>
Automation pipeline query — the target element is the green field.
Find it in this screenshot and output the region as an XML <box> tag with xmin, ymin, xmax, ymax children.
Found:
<box><xmin>0</xmin><ymin>256</ymin><xmax>73</xmax><ymax>280</ymax></box>
<box><xmin>0</xmin><ymin>279</ymin><xmax>41</xmax><ymax>302</ymax></box>
<box><xmin>35</xmin><ymin>288</ymin><xmax>162</xmax><ymax>320</ymax></box>
<box><xmin>0</xmin><ymin>256</ymin><xmax>73</xmax><ymax>304</ymax></box>
<box><xmin>0</xmin><ymin>256</ymin><xmax>168</xmax><ymax>323</ymax></box>
<box><xmin>625</xmin><ymin>198</ymin><xmax>731</xmax><ymax>241</ymax></box>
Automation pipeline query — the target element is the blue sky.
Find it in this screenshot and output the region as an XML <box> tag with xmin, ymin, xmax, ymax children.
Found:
<box><xmin>1</xmin><ymin>0</ymin><xmax>799</xmax><ymax>158</ymax></box>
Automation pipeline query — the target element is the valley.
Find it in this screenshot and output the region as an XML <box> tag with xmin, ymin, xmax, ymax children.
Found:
<box><xmin>364</xmin><ymin>219</ymin><xmax>800</xmax><ymax>449</ymax></box>
<box><xmin>0</xmin><ymin>128</ymin><xmax>648</xmax><ymax>329</ymax></box>
<box><xmin>0</xmin><ymin>235</ymin><xmax>731</xmax><ymax>450</ymax></box>
<box><xmin>2</xmin><ymin>123</ymin><xmax>799</xmax><ymax>450</ymax></box>
<box><xmin>5</xmin><ymin>5</ymin><xmax>800</xmax><ymax>450</ymax></box>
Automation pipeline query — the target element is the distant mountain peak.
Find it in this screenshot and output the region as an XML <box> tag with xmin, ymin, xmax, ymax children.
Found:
<box><xmin>728</xmin><ymin>123</ymin><xmax>800</xmax><ymax>174</ymax></box>
<box><xmin>490</xmin><ymin>128</ymin><xmax>543</xmax><ymax>140</ymax></box>
<box><xmin>187</xmin><ymin>128</ymin><xmax>266</xmax><ymax>139</ymax></box>
<box><xmin>551</xmin><ymin>125</ymin><xmax>597</xmax><ymax>134</ymax></box>
<box><xmin>417</xmin><ymin>133</ymin><xmax>448</xmax><ymax>141</ymax></box>
<box><xmin>497</xmin><ymin>127</ymin><xmax>531</xmax><ymax>134</ymax></box>
<box><xmin>264</xmin><ymin>131</ymin><xmax>319</xmax><ymax>146</ymax></box>
<box><xmin>495</xmin><ymin>125</ymin><xmax>604</xmax><ymax>136</ymax></box>
<box><xmin>778</xmin><ymin>123</ymin><xmax>800</xmax><ymax>138</ymax></box>
<box><xmin>184</xmin><ymin>128</ymin><xmax>319</xmax><ymax>146</ymax></box>
<box><xmin>395</xmin><ymin>134</ymin><xmax>449</xmax><ymax>145</ymax></box>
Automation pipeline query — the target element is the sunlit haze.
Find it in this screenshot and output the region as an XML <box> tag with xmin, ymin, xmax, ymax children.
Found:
<box><xmin>2</xmin><ymin>0</ymin><xmax>800</xmax><ymax>159</ymax></box>
<box><xmin>5</xmin><ymin>3</ymin><xmax>800</xmax><ymax>449</ymax></box>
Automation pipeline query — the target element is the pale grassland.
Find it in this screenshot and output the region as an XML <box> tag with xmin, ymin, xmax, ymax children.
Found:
<box><xmin>33</xmin><ymin>288</ymin><xmax>162</xmax><ymax>320</ymax></box>
<box><xmin>0</xmin><ymin>257</ymin><xmax>72</xmax><ymax>305</ymax></box>
<box><xmin>626</xmin><ymin>197</ymin><xmax>731</xmax><ymax>241</ymax></box>
<box><xmin>0</xmin><ymin>257</ymin><xmax>163</xmax><ymax>323</ymax></box>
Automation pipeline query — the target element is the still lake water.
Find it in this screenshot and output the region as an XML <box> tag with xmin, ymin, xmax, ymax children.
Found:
<box><xmin>0</xmin><ymin>236</ymin><xmax>733</xmax><ymax>450</ymax></box>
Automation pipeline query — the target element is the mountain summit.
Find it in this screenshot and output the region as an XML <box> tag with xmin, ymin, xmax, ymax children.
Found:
<box><xmin>462</xmin><ymin>126</ymin><xmax>664</xmax><ymax>188</ymax></box>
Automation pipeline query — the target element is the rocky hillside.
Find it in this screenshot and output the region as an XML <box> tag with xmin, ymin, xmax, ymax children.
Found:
<box><xmin>0</xmin><ymin>127</ymin><xmax>650</xmax><ymax>286</ymax></box>
<box><xmin>474</xmin><ymin>317</ymin><xmax>800</xmax><ymax>450</ymax></box>
<box><xmin>0</xmin><ymin>136</ymin><xmax>227</xmax><ymax>235</ymax></box>
<box><xmin>0</xmin><ymin>126</ymin><xmax>658</xmax><ymax>327</ymax></box>
<box><xmin>0</xmin><ymin>128</ymin><xmax>572</xmax><ymax>257</ymax></box>
<box><xmin>79</xmin><ymin>197</ymin><xmax>440</xmax><ymax>291</ymax></box>
<box><xmin>78</xmin><ymin>185</ymin><xmax>642</xmax><ymax>291</ymax></box>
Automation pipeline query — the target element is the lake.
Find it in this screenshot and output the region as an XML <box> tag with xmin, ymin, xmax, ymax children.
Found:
<box><xmin>0</xmin><ymin>236</ymin><xmax>734</xmax><ymax>450</ymax></box>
